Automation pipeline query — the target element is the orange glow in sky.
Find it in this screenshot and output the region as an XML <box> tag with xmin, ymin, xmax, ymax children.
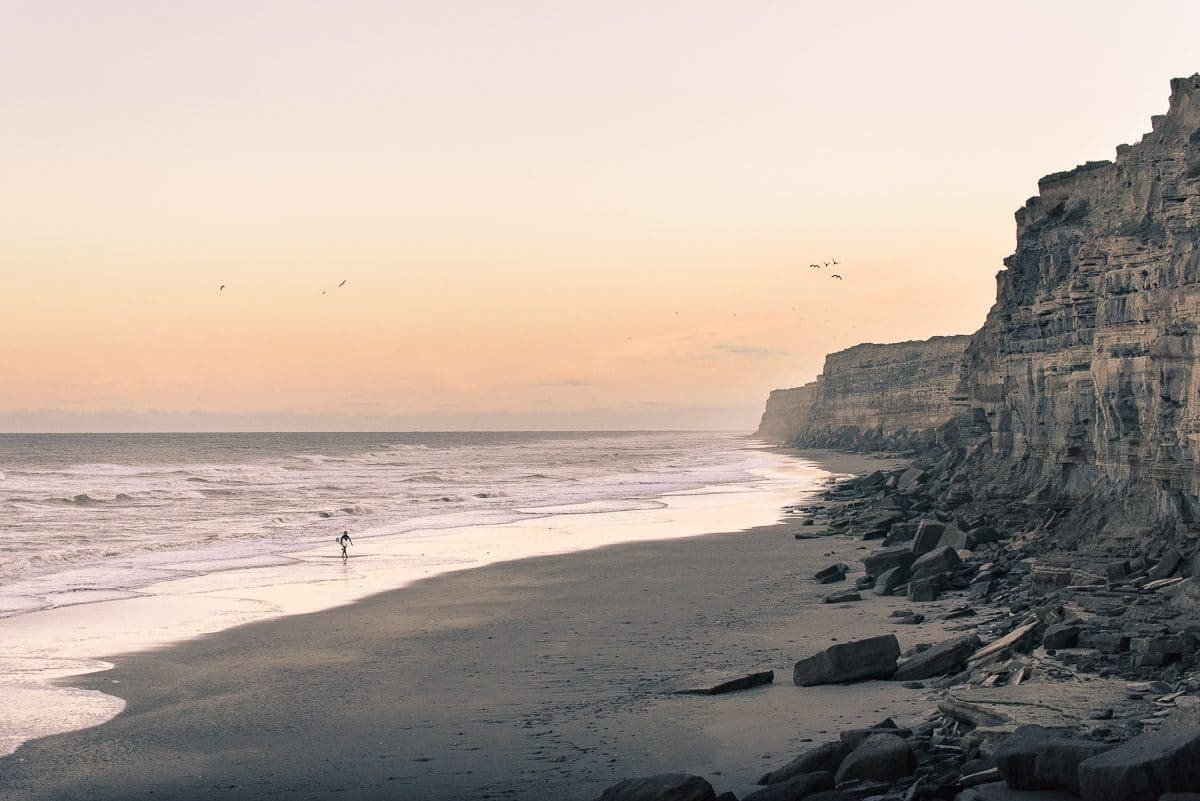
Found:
<box><xmin>3</xmin><ymin>1</ymin><xmax>1199</xmax><ymax>430</ymax></box>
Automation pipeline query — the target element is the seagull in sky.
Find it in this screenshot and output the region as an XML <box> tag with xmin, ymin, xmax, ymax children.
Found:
<box><xmin>809</xmin><ymin>263</ymin><xmax>821</xmax><ymax>269</ymax></box>
<box><xmin>338</xmin><ymin>280</ymin><xmax>347</xmax><ymax>287</ymax></box>
<box><xmin>831</xmin><ymin>274</ymin><xmax>843</xmax><ymax>280</ymax></box>
<box><xmin>832</xmin><ymin>258</ymin><xmax>839</xmax><ymax>265</ymax></box>
<box><xmin>219</xmin><ymin>285</ymin><xmax>225</xmax><ymax>292</ymax></box>
<box><xmin>824</xmin><ymin>261</ymin><xmax>830</xmax><ymax>267</ymax></box>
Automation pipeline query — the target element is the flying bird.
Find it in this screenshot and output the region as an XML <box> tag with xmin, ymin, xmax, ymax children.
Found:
<box><xmin>831</xmin><ymin>274</ymin><xmax>843</xmax><ymax>280</ymax></box>
<box><xmin>824</xmin><ymin>261</ymin><xmax>830</xmax><ymax>267</ymax></box>
<box><xmin>321</xmin><ymin>290</ymin><xmax>327</xmax><ymax>295</ymax></box>
<box><xmin>832</xmin><ymin>259</ymin><xmax>839</xmax><ymax>265</ymax></box>
<box><xmin>809</xmin><ymin>263</ymin><xmax>821</xmax><ymax>269</ymax></box>
<box><xmin>218</xmin><ymin>285</ymin><xmax>225</xmax><ymax>292</ymax></box>
<box><xmin>338</xmin><ymin>280</ymin><xmax>347</xmax><ymax>287</ymax></box>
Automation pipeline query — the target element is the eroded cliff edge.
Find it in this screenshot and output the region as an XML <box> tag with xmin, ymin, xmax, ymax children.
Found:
<box><xmin>759</xmin><ymin>75</ymin><xmax>1200</xmax><ymax>537</ymax></box>
<box><xmin>755</xmin><ymin>336</ymin><xmax>970</xmax><ymax>451</ymax></box>
<box><xmin>943</xmin><ymin>75</ymin><xmax>1200</xmax><ymax>537</ymax></box>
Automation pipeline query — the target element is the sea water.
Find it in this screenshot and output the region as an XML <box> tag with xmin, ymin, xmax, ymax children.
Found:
<box><xmin>0</xmin><ymin>431</ymin><xmax>835</xmax><ymax>755</ymax></box>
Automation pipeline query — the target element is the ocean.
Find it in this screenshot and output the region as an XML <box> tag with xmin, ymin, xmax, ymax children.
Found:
<box><xmin>0</xmin><ymin>431</ymin><xmax>832</xmax><ymax>756</ymax></box>
<box><xmin>0</xmin><ymin>431</ymin><xmax>777</xmax><ymax>619</ymax></box>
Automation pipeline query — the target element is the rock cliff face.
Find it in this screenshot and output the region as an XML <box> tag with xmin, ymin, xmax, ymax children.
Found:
<box><xmin>754</xmin><ymin>336</ymin><xmax>970</xmax><ymax>451</ymax></box>
<box><xmin>755</xmin><ymin>383</ymin><xmax>819</xmax><ymax>443</ymax></box>
<box><xmin>948</xmin><ymin>75</ymin><xmax>1200</xmax><ymax>532</ymax></box>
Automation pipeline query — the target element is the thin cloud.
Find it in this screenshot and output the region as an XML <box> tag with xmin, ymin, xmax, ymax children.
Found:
<box><xmin>714</xmin><ymin>344</ymin><xmax>793</xmax><ymax>358</ymax></box>
<box><xmin>533</xmin><ymin>380</ymin><xmax>596</xmax><ymax>387</ymax></box>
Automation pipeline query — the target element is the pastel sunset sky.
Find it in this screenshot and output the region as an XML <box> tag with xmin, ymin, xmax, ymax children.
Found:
<box><xmin>3</xmin><ymin>1</ymin><xmax>1199</xmax><ymax>431</ymax></box>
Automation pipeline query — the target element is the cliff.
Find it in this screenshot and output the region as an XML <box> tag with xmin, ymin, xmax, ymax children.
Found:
<box><xmin>946</xmin><ymin>75</ymin><xmax>1200</xmax><ymax>536</ymax></box>
<box><xmin>754</xmin><ymin>335</ymin><xmax>970</xmax><ymax>451</ymax></box>
<box><xmin>755</xmin><ymin>384</ymin><xmax>819</xmax><ymax>443</ymax></box>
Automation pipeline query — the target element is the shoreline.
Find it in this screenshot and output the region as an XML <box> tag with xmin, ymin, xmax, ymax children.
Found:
<box><xmin>0</xmin><ymin>449</ymin><xmax>938</xmax><ymax>801</ymax></box>
<box><xmin>0</xmin><ymin>446</ymin><xmax>848</xmax><ymax>761</ymax></box>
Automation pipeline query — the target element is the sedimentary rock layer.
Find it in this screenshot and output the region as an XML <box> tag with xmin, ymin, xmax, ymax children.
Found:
<box><xmin>949</xmin><ymin>75</ymin><xmax>1200</xmax><ymax>529</ymax></box>
<box><xmin>754</xmin><ymin>336</ymin><xmax>970</xmax><ymax>451</ymax></box>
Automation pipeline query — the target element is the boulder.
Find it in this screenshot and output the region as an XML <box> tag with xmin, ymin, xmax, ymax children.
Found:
<box><xmin>1078</xmin><ymin>728</ymin><xmax>1200</xmax><ymax>801</ymax></box>
<box><xmin>814</xmin><ymin>564</ymin><xmax>848</xmax><ymax>584</ymax></box>
<box><xmin>862</xmin><ymin>547</ymin><xmax>917</xmax><ymax>578</ymax></box>
<box><xmin>892</xmin><ymin>634</ymin><xmax>981</xmax><ymax>681</ymax></box>
<box><xmin>1034</xmin><ymin>740</ymin><xmax>1111</xmax><ymax>794</ymax></box>
<box><xmin>793</xmin><ymin>635</ymin><xmax>900</xmax><ymax>686</ymax></box>
<box><xmin>882</xmin><ymin>526</ymin><xmax>915</xmax><ymax>547</ymax></box>
<box><xmin>1042</xmin><ymin>623</ymin><xmax>1081</xmax><ymax>650</ymax></box>
<box><xmin>741</xmin><ymin>771</ymin><xmax>833</xmax><ymax>801</ymax></box>
<box><xmin>596</xmin><ymin>773</ymin><xmax>717</xmax><ymax>801</ymax></box>
<box><xmin>822</xmin><ymin>590</ymin><xmax>861</xmax><ymax>604</ymax></box>
<box><xmin>911</xmin><ymin>519</ymin><xmax>947</xmax><ymax>556</ymax></box>
<box><xmin>907</xmin><ymin>578</ymin><xmax>940</xmax><ymax>602</ymax></box>
<box><xmin>896</xmin><ymin>467</ymin><xmax>926</xmax><ymax>491</ymax></box>
<box><xmin>909</xmin><ymin>546</ymin><xmax>962</xmax><ymax>582</ymax></box>
<box><xmin>966</xmin><ymin>525</ymin><xmax>1004</xmax><ymax>549</ymax></box>
<box><xmin>1149</xmin><ymin>548</ymin><xmax>1184</xmax><ymax>581</ymax></box>
<box><xmin>834</xmin><ymin>733</ymin><xmax>916</xmax><ymax>784</ymax></box>
<box><xmin>757</xmin><ymin>741</ymin><xmax>849</xmax><ymax>785</ymax></box>
<box><xmin>872</xmin><ymin>565</ymin><xmax>908</xmax><ymax>596</ymax></box>
<box><xmin>993</xmin><ymin>726</ymin><xmax>1062</xmax><ymax>790</ymax></box>
<box><xmin>840</xmin><ymin>725</ymin><xmax>911</xmax><ymax>750</ymax></box>
<box><xmin>937</xmin><ymin>524</ymin><xmax>969</xmax><ymax>550</ymax></box>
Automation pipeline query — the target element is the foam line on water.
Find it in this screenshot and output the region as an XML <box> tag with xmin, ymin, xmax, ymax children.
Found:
<box><xmin>0</xmin><ymin>453</ymin><xmax>831</xmax><ymax>757</ymax></box>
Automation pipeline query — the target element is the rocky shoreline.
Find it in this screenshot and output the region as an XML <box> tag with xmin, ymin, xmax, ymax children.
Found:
<box><xmin>595</xmin><ymin>457</ymin><xmax>1200</xmax><ymax>801</ymax></box>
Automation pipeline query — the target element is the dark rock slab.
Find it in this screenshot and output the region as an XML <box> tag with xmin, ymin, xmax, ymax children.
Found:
<box><xmin>994</xmin><ymin>726</ymin><xmax>1064</xmax><ymax>790</ymax></box>
<box><xmin>862</xmin><ymin>547</ymin><xmax>917</xmax><ymax>579</ymax></box>
<box><xmin>1078</xmin><ymin>728</ymin><xmax>1200</xmax><ymax>801</ymax></box>
<box><xmin>814</xmin><ymin>564</ymin><xmax>848</xmax><ymax>584</ymax></box>
<box><xmin>909</xmin><ymin>546</ymin><xmax>963</xmax><ymax>582</ymax></box>
<box><xmin>741</xmin><ymin>771</ymin><xmax>833</xmax><ymax>801</ymax></box>
<box><xmin>911</xmin><ymin>519</ymin><xmax>947</xmax><ymax>556</ymax></box>
<box><xmin>853</xmin><ymin>575</ymin><xmax>876</xmax><ymax>590</ymax></box>
<box><xmin>793</xmin><ymin>635</ymin><xmax>900</xmax><ymax>686</ymax></box>
<box><xmin>1034</xmin><ymin>739</ymin><xmax>1111</xmax><ymax>794</ymax></box>
<box><xmin>839</xmin><ymin>726</ymin><xmax>911</xmax><ymax>750</ymax></box>
<box><xmin>834</xmin><ymin>733</ymin><xmax>916</xmax><ymax>784</ymax></box>
<box><xmin>872</xmin><ymin>565</ymin><xmax>908</xmax><ymax>596</ymax></box>
<box><xmin>596</xmin><ymin>773</ymin><xmax>717</xmax><ymax>801</ymax></box>
<box><xmin>907</xmin><ymin>578</ymin><xmax>941</xmax><ymax>602</ymax></box>
<box><xmin>1042</xmin><ymin>623</ymin><xmax>1081</xmax><ymax>650</ymax></box>
<box><xmin>674</xmin><ymin>670</ymin><xmax>774</xmax><ymax>695</ymax></box>
<box><xmin>892</xmin><ymin>633</ymin><xmax>981</xmax><ymax>681</ymax></box>
<box><xmin>896</xmin><ymin>467</ymin><xmax>926</xmax><ymax>491</ymax></box>
<box><xmin>966</xmin><ymin>525</ymin><xmax>1005</xmax><ymax>549</ymax></box>
<box><xmin>757</xmin><ymin>741</ymin><xmax>849</xmax><ymax>785</ymax></box>
<box><xmin>1149</xmin><ymin>548</ymin><xmax>1184</xmax><ymax>581</ymax></box>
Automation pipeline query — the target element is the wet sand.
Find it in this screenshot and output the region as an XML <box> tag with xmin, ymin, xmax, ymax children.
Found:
<box><xmin>0</xmin><ymin>450</ymin><xmax>963</xmax><ymax>801</ymax></box>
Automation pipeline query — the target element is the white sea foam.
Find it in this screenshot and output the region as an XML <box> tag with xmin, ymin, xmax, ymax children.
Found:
<box><xmin>0</xmin><ymin>432</ymin><xmax>835</xmax><ymax>756</ymax></box>
<box><xmin>0</xmin><ymin>432</ymin><xmax>775</xmax><ymax>618</ymax></box>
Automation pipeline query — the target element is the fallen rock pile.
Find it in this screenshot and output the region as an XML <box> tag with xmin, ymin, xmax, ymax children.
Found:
<box><xmin>596</xmin><ymin>462</ymin><xmax>1200</xmax><ymax>800</ymax></box>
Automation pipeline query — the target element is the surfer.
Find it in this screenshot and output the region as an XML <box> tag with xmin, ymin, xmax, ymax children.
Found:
<box><xmin>338</xmin><ymin>531</ymin><xmax>353</xmax><ymax>559</ymax></box>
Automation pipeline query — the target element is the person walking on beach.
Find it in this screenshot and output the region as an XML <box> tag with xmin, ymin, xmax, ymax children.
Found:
<box><xmin>338</xmin><ymin>531</ymin><xmax>353</xmax><ymax>560</ymax></box>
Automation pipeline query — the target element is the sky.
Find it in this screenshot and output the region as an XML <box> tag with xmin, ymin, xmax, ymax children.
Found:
<box><xmin>2</xmin><ymin>1</ymin><xmax>1199</xmax><ymax>432</ymax></box>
